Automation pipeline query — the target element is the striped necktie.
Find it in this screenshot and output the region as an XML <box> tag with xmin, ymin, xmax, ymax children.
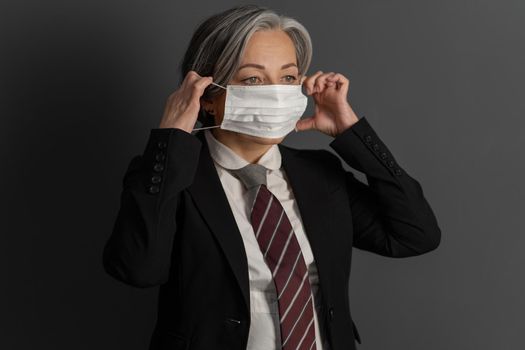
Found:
<box><xmin>230</xmin><ymin>163</ymin><xmax>317</xmax><ymax>350</ymax></box>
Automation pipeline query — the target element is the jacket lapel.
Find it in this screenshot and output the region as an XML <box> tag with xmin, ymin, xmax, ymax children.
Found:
<box><xmin>187</xmin><ymin>131</ymin><xmax>251</xmax><ymax>312</ymax></box>
<box><xmin>187</xmin><ymin>130</ymin><xmax>334</xmax><ymax>317</ymax></box>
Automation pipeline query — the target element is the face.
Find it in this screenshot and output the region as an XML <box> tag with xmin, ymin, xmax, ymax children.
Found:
<box><xmin>202</xmin><ymin>29</ymin><xmax>304</xmax><ymax>145</ymax></box>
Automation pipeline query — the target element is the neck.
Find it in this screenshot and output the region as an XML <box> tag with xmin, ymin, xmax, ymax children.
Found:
<box><xmin>211</xmin><ymin>129</ymin><xmax>274</xmax><ymax>164</ymax></box>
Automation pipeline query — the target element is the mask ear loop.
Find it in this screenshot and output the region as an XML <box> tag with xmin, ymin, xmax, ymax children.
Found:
<box><xmin>210</xmin><ymin>82</ymin><xmax>227</xmax><ymax>90</ymax></box>
<box><xmin>192</xmin><ymin>82</ymin><xmax>227</xmax><ymax>131</ymax></box>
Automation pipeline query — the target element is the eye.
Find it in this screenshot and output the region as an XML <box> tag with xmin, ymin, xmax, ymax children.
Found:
<box><xmin>283</xmin><ymin>75</ymin><xmax>297</xmax><ymax>83</ymax></box>
<box><xmin>241</xmin><ymin>76</ymin><xmax>261</xmax><ymax>85</ymax></box>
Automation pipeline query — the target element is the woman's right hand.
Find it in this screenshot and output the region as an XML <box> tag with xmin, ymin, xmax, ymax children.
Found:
<box><xmin>158</xmin><ymin>70</ymin><xmax>214</xmax><ymax>132</ymax></box>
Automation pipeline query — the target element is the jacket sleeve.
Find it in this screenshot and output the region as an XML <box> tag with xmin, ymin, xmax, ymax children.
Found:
<box><xmin>328</xmin><ymin>116</ymin><xmax>441</xmax><ymax>257</ymax></box>
<box><xmin>102</xmin><ymin>128</ymin><xmax>202</xmax><ymax>287</ymax></box>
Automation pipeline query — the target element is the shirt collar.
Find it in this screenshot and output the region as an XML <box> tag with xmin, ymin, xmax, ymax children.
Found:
<box><xmin>204</xmin><ymin>129</ymin><xmax>281</xmax><ymax>171</ymax></box>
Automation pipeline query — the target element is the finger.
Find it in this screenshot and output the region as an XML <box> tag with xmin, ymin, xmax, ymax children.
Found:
<box><xmin>313</xmin><ymin>72</ymin><xmax>336</xmax><ymax>93</ymax></box>
<box><xmin>303</xmin><ymin>70</ymin><xmax>324</xmax><ymax>95</ymax></box>
<box><xmin>189</xmin><ymin>70</ymin><xmax>203</xmax><ymax>79</ymax></box>
<box><xmin>325</xmin><ymin>73</ymin><xmax>348</xmax><ymax>84</ymax></box>
<box><xmin>325</xmin><ymin>73</ymin><xmax>339</xmax><ymax>87</ymax></box>
<box><xmin>295</xmin><ymin>116</ymin><xmax>316</xmax><ymax>132</ymax></box>
<box><xmin>183</xmin><ymin>70</ymin><xmax>203</xmax><ymax>87</ymax></box>
<box><xmin>190</xmin><ymin>76</ymin><xmax>214</xmax><ymax>102</ymax></box>
<box><xmin>195</xmin><ymin>75</ymin><xmax>214</xmax><ymax>89</ymax></box>
<box><xmin>325</xmin><ymin>73</ymin><xmax>349</xmax><ymax>91</ymax></box>
<box><xmin>299</xmin><ymin>75</ymin><xmax>307</xmax><ymax>85</ymax></box>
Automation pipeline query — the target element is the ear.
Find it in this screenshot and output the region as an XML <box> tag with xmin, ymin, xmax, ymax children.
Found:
<box><xmin>200</xmin><ymin>98</ymin><xmax>215</xmax><ymax>115</ymax></box>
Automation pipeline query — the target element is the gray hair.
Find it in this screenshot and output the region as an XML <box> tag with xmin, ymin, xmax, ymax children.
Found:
<box><xmin>179</xmin><ymin>4</ymin><xmax>313</xmax><ymax>126</ymax></box>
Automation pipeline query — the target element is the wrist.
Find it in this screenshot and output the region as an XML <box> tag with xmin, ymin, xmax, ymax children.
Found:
<box><xmin>336</xmin><ymin>114</ymin><xmax>359</xmax><ymax>136</ymax></box>
<box><xmin>160</xmin><ymin>120</ymin><xmax>193</xmax><ymax>134</ymax></box>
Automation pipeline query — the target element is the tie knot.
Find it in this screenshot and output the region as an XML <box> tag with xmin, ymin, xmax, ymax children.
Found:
<box><xmin>229</xmin><ymin>163</ymin><xmax>267</xmax><ymax>190</ymax></box>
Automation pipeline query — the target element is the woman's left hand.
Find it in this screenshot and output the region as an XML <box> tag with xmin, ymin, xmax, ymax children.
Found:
<box><xmin>295</xmin><ymin>71</ymin><xmax>360</xmax><ymax>137</ymax></box>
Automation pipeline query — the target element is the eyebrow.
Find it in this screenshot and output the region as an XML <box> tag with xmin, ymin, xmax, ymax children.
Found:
<box><xmin>238</xmin><ymin>63</ymin><xmax>297</xmax><ymax>70</ymax></box>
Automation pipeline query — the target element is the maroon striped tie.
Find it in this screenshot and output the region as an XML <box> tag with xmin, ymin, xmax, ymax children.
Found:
<box><xmin>230</xmin><ymin>164</ymin><xmax>317</xmax><ymax>350</ymax></box>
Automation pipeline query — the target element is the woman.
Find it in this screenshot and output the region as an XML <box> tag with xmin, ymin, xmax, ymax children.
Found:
<box><xmin>103</xmin><ymin>4</ymin><xmax>441</xmax><ymax>350</ymax></box>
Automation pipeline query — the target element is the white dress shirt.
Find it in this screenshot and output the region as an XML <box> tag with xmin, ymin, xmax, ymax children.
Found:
<box><xmin>204</xmin><ymin>129</ymin><xmax>330</xmax><ymax>350</ymax></box>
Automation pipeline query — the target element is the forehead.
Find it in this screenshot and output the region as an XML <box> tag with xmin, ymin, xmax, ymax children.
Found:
<box><xmin>241</xmin><ymin>30</ymin><xmax>297</xmax><ymax>64</ymax></box>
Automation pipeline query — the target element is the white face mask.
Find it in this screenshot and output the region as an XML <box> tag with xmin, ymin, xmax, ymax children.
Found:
<box><xmin>192</xmin><ymin>82</ymin><xmax>308</xmax><ymax>138</ymax></box>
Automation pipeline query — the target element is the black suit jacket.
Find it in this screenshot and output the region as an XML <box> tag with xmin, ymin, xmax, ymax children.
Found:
<box><xmin>103</xmin><ymin>116</ymin><xmax>441</xmax><ymax>350</ymax></box>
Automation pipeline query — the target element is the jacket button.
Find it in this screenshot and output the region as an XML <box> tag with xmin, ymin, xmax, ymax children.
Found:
<box><xmin>329</xmin><ymin>307</ymin><xmax>334</xmax><ymax>320</ymax></box>
<box><xmin>157</xmin><ymin>140</ymin><xmax>167</xmax><ymax>149</ymax></box>
<box><xmin>151</xmin><ymin>175</ymin><xmax>162</xmax><ymax>184</ymax></box>
<box><xmin>148</xmin><ymin>185</ymin><xmax>160</xmax><ymax>194</ymax></box>
<box><xmin>394</xmin><ymin>168</ymin><xmax>402</xmax><ymax>176</ymax></box>
<box><xmin>387</xmin><ymin>160</ymin><xmax>395</xmax><ymax>168</ymax></box>
<box><xmin>153</xmin><ymin>163</ymin><xmax>164</xmax><ymax>172</ymax></box>
<box><xmin>372</xmin><ymin>143</ymin><xmax>380</xmax><ymax>152</ymax></box>
<box><xmin>155</xmin><ymin>152</ymin><xmax>166</xmax><ymax>162</ymax></box>
<box><xmin>380</xmin><ymin>152</ymin><xmax>388</xmax><ymax>160</ymax></box>
<box><xmin>364</xmin><ymin>135</ymin><xmax>372</xmax><ymax>144</ymax></box>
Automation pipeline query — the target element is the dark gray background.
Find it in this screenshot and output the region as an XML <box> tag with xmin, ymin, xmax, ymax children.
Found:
<box><xmin>2</xmin><ymin>0</ymin><xmax>524</xmax><ymax>349</ymax></box>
